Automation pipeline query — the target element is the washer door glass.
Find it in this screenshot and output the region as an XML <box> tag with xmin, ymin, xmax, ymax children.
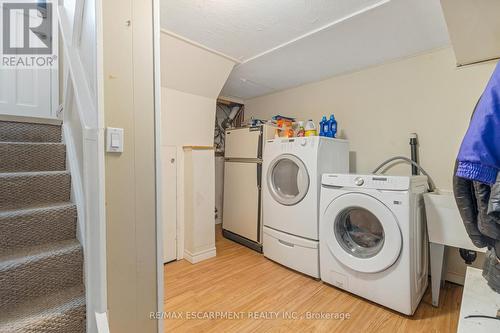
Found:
<box><xmin>322</xmin><ymin>193</ymin><xmax>402</xmax><ymax>273</ymax></box>
<box><xmin>268</xmin><ymin>154</ymin><xmax>309</xmax><ymax>206</ymax></box>
<box><xmin>335</xmin><ymin>207</ymin><xmax>385</xmax><ymax>258</ymax></box>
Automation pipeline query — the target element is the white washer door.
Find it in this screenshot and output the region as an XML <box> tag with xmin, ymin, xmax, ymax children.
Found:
<box><xmin>267</xmin><ymin>154</ymin><xmax>309</xmax><ymax>206</ymax></box>
<box><xmin>323</xmin><ymin>193</ymin><xmax>402</xmax><ymax>273</ymax></box>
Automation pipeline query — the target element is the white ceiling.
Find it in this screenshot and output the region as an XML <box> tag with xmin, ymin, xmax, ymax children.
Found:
<box><xmin>161</xmin><ymin>0</ymin><xmax>450</xmax><ymax>100</ymax></box>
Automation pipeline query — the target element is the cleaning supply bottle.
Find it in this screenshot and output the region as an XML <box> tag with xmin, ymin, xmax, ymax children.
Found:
<box><xmin>328</xmin><ymin>114</ymin><xmax>337</xmax><ymax>138</ymax></box>
<box><xmin>296</xmin><ymin>121</ymin><xmax>305</xmax><ymax>137</ymax></box>
<box><xmin>304</xmin><ymin>120</ymin><xmax>317</xmax><ymax>136</ymax></box>
<box><xmin>319</xmin><ymin>116</ymin><xmax>328</xmax><ymax>136</ymax></box>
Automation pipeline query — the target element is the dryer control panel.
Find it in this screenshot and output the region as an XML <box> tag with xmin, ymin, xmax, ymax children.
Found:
<box><xmin>266</xmin><ymin>136</ymin><xmax>317</xmax><ymax>152</ymax></box>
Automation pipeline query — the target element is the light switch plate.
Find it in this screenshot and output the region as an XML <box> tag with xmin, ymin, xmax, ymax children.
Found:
<box><xmin>106</xmin><ymin>127</ymin><xmax>124</xmax><ymax>153</ymax></box>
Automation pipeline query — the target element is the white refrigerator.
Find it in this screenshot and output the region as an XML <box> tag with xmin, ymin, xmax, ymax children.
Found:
<box><xmin>222</xmin><ymin>125</ymin><xmax>274</xmax><ymax>252</ymax></box>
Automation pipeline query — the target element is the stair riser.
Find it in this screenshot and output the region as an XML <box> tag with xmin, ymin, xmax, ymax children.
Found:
<box><xmin>28</xmin><ymin>304</ymin><xmax>86</xmax><ymax>333</ymax></box>
<box><xmin>0</xmin><ymin>296</ymin><xmax>85</xmax><ymax>333</ymax></box>
<box><xmin>0</xmin><ymin>246</ymin><xmax>83</xmax><ymax>310</ymax></box>
<box><xmin>0</xmin><ymin>285</ymin><xmax>85</xmax><ymax>332</ymax></box>
<box><xmin>0</xmin><ymin>205</ymin><xmax>77</xmax><ymax>254</ymax></box>
<box><xmin>3</xmin><ymin>305</ymin><xmax>86</xmax><ymax>333</ymax></box>
<box><xmin>0</xmin><ymin>121</ymin><xmax>61</xmax><ymax>143</ymax></box>
<box><xmin>0</xmin><ymin>173</ymin><xmax>71</xmax><ymax>210</ymax></box>
<box><xmin>0</xmin><ymin>143</ymin><xmax>66</xmax><ymax>172</ymax></box>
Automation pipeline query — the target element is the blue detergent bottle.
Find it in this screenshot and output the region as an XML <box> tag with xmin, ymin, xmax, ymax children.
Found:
<box><xmin>319</xmin><ymin>116</ymin><xmax>328</xmax><ymax>136</ymax></box>
<box><xmin>328</xmin><ymin>114</ymin><xmax>337</xmax><ymax>138</ymax></box>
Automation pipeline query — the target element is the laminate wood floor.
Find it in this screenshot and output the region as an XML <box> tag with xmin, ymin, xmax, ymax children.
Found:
<box><xmin>164</xmin><ymin>225</ymin><xmax>462</xmax><ymax>332</ymax></box>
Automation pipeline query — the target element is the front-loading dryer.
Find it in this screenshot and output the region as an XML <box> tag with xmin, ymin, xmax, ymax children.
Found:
<box><xmin>320</xmin><ymin>174</ymin><xmax>429</xmax><ymax>315</ymax></box>
<box><xmin>262</xmin><ymin>137</ymin><xmax>349</xmax><ymax>278</ymax></box>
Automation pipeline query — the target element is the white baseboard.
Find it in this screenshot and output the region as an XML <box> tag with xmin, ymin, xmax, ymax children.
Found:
<box><xmin>95</xmin><ymin>312</ymin><xmax>110</xmax><ymax>333</ymax></box>
<box><xmin>184</xmin><ymin>248</ymin><xmax>216</xmax><ymax>264</ymax></box>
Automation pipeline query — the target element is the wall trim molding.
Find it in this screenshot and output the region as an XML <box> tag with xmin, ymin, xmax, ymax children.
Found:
<box><xmin>160</xmin><ymin>28</ymin><xmax>241</xmax><ymax>64</ymax></box>
<box><xmin>184</xmin><ymin>248</ymin><xmax>217</xmax><ymax>264</ymax></box>
<box><xmin>240</xmin><ymin>0</ymin><xmax>390</xmax><ymax>65</ymax></box>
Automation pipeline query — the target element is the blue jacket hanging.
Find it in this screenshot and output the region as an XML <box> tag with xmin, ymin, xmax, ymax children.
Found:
<box><xmin>456</xmin><ymin>61</ymin><xmax>500</xmax><ymax>185</ymax></box>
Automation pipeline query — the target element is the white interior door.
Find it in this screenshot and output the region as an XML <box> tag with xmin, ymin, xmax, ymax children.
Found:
<box><xmin>0</xmin><ymin>4</ymin><xmax>56</xmax><ymax>118</ymax></box>
<box><xmin>163</xmin><ymin>146</ymin><xmax>177</xmax><ymax>263</ymax></box>
<box><xmin>0</xmin><ymin>69</ymin><xmax>53</xmax><ymax>118</ymax></box>
<box><xmin>223</xmin><ymin>161</ymin><xmax>260</xmax><ymax>242</ymax></box>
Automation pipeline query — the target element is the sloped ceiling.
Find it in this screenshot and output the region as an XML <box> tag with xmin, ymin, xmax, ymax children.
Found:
<box><xmin>161</xmin><ymin>0</ymin><xmax>450</xmax><ymax>100</ymax></box>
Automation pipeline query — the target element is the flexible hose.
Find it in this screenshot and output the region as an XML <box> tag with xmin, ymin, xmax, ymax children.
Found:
<box><xmin>371</xmin><ymin>156</ymin><xmax>437</xmax><ymax>191</ymax></box>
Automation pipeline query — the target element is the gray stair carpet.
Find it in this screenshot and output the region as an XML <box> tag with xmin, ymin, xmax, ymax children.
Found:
<box><xmin>0</xmin><ymin>119</ymin><xmax>86</xmax><ymax>332</ymax></box>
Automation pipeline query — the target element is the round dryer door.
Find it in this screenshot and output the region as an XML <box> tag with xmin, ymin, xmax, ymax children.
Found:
<box><xmin>267</xmin><ymin>154</ymin><xmax>309</xmax><ymax>206</ymax></box>
<box><xmin>323</xmin><ymin>193</ymin><xmax>402</xmax><ymax>273</ymax></box>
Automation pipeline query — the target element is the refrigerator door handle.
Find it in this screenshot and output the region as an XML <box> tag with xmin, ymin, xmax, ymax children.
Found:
<box><xmin>257</xmin><ymin>129</ymin><xmax>263</xmax><ymax>159</ymax></box>
<box><xmin>257</xmin><ymin>163</ymin><xmax>262</xmax><ymax>189</ymax></box>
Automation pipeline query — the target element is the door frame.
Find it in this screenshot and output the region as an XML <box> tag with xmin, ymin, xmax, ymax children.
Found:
<box><xmin>153</xmin><ymin>0</ymin><xmax>164</xmax><ymax>332</ymax></box>
<box><xmin>162</xmin><ymin>145</ymin><xmax>178</xmax><ymax>262</ymax></box>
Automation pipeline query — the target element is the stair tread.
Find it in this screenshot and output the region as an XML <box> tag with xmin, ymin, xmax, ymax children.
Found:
<box><xmin>0</xmin><ymin>202</ymin><xmax>75</xmax><ymax>218</ymax></box>
<box><xmin>0</xmin><ymin>141</ymin><xmax>65</xmax><ymax>146</ymax></box>
<box><xmin>0</xmin><ymin>284</ymin><xmax>85</xmax><ymax>327</ymax></box>
<box><xmin>0</xmin><ymin>170</ymin><xmax>70</xmax><ymax>177</ymax></box>
<box><xmin>0</xmin><ymin>239</ymin><xmax>81</xmax><ymax>265</ymax></box>
<box><xmin>0</xmin><ymin>116</ymin><xmax>62</xmax><ymax>126</ymax></box>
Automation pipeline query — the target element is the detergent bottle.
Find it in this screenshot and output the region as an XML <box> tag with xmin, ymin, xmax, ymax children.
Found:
<box><xmin>328</xmin><ymin>114</ymin><xmax>337</xmax><ymax>138</ymax></box>
<box><xmin>296</xmin><ymin>121</ymin><xmax>305</xmax><ymax>137</ymax></box>
<box><xmin>304</xmin><ymin>120</ymin><xmax>317</xmax><ymax>136</ymax></box>
<box><xmin>319</xmin><ymin>116</ymin><xmax>328</xmax><ymax>136</ymax></box>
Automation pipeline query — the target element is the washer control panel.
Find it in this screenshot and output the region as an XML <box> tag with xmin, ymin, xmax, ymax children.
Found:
<box><xmin>354</xmin><ymin>177</ymin><xmax>365</xmax><ymax>186</ymax></box>
<box><xmin>322</xmin><ymin>174</ymin><xmax>426</xmax><ymax>191</ymax></box>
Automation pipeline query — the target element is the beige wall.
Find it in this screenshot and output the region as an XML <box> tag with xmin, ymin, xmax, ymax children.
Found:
<box><xmin>246</xmin><ymin>48</ymin><xmax>496</xmax><ymax>190</ymax></box>
<box><xmin>161</xmin><ymin>88</ymin><xmax>215</xmax><ymax>147</ymax></box>
<box><xmin>245</xmin><ymin>47</ymin><xmax>496</xmax><ymax>283</ymax></box>
<box><xmin>103</xmin><ymin>0</ymin><xmax>158</xmax><ymax>332</ymax></box>
<box><xmin>160</xmin><ymin>32</ymin><xmax>235</xmax><ymax>147</ymax></box>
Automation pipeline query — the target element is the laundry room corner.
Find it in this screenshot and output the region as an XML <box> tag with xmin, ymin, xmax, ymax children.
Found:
<box><xmin>244</xmin><ymin>47</ymin><xmax>497</xmax><ymax>284</ymax></box>
<box><xmin>159</xmin><ymin>30</ymin><xmax>236</xmax><ymax>263</ymax></box>
<box><xmin>158</xmin><ymin>1</ymin><xmax>500</xmax><ymax>332</ymax></box>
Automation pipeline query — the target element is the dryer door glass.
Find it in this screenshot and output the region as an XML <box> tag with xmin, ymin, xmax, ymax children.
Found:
<box><xmin>335</xmin><ymin>207</ymin><xmax>385</xmax><ymax>258</ymax></box>
<box><xmin>267</xmin><ymin>154</ymin><xmax>309</xmax><ymax>206</ymax></box>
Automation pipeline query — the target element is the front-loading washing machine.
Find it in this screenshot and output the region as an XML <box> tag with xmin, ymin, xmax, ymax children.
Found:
<box><xmin>262</xmin><ymin>137</ymin><xmax>349</xmax><ymax>278</ymax></box>
<box><xmin>320</xmin><ymin>173</ymin><xmax>429</xmax><ymax>315</ymax></box>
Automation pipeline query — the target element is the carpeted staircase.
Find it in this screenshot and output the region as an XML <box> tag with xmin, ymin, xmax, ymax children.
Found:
<box><xmin>0</xmin><ymin>119</ymin><xmax>86</xmax><ymax>332</ymax></box>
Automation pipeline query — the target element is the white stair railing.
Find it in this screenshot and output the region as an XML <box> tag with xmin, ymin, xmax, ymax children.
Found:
<box><xmin>57</xmin><ymin>1</ymin><xmax>107</xmax><ymax>332</ymax></box>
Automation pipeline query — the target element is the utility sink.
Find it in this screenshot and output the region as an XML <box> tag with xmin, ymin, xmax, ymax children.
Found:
<box><xmin>423</xmin><ymin>190</ymin><xmax>486</xmax><ymax>307</ymax></box>
<box><xmin>424</xmin><ymin>190</ymin><xmax>485</xmax><ymax>252</ymax></box>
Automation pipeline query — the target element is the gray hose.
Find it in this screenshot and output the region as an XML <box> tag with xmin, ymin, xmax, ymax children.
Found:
<box><xmin>371</xmin><ymin>156</ymin><xmax>437</xmax><ymax>191</ymax></box>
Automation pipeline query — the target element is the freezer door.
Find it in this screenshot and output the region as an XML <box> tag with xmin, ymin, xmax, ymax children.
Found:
<box><xmin>225</xmin><ymin>127</ymin><xmax>262</xmax><ymax>159</ymax></box>
<box><xmin>223</xmin><ymin>161</ymin><xmax>261</xmax><ymax>242</ymax></box>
